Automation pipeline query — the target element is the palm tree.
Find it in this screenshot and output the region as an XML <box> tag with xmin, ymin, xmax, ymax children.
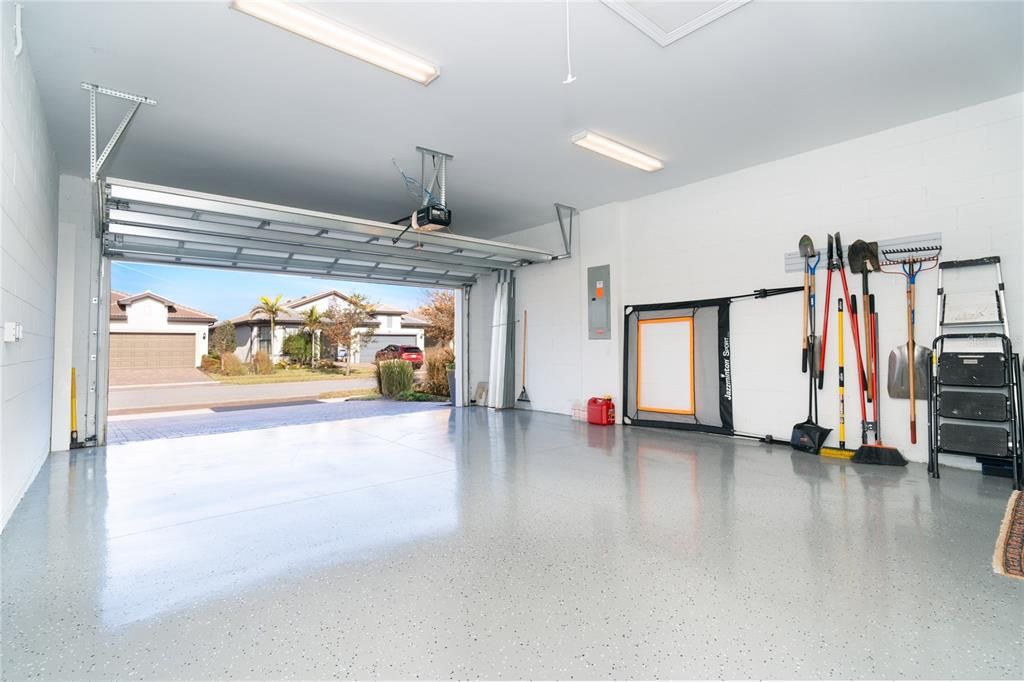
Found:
<box><xmin>251</xmin><ymin>295</ymin><xmax>284</xmax><ymax>358</ymax></box>
<box><xmin>302</xmin><ymin>305</ymin><xmax>324</xmax><ymax>366</ymax></box>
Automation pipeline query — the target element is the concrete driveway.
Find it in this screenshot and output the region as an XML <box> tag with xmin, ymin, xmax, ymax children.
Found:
<box><xmin>107</xmin><ymin>399</ymin><xmax>448</xmax><ymax>444</ymax></box>
<box><xmin>109</xmin><ymin>378</ymin><xmax>377</xmax><ymax>413</ymax></box>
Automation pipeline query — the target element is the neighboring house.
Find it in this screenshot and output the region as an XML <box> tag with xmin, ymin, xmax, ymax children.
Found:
<box><xmin>109</xmin><ymin>291</ymin><xmax>216</xmax><ymax>369</ymax></box>
<box><xmin>222</xmin><ymin>290</ymin><xmax>428</xmax><ymax>363</ymax></box>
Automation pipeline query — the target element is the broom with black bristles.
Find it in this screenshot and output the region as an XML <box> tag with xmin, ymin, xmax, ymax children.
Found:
<box><xmin>851</xmin><ymin>293</ymin><xmax>906</xmax><ymax>466</ymax></box>
<box><xmin>517</xmin><ymin>310</ymin><xmax>530</xmax><ymax>404</ymax></box>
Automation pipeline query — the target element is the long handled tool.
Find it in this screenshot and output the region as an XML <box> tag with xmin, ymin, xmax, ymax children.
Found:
<box><xmin>799</xmin><ymin>235</ymin><xmax>815</xmax><ymax>372</ymax></box>
<box><xmin>848</xmin><ymin>239</ymin><xmax>880</xmax><ymax>402</ymax></box>
<box><xmin>852</xmin><ymin>293</ymin><xmax>906</xmax><ymax>465</ymax></box>
<box><xmin>518</xmin><ymin>310</ymin><xmax>531</xmax><ymax>403</ymax></box>
<box><xmin>817</xmin><ymin>234</ymin><xmax>835</xmax><ymax>389</ymax></box>
<box><xmin>833</xmin><ymin>233</ymin><xmax>868</xmax><ymax>431</ymax></box>
<box><xmin>881</xmin><ymin>245</ymin><xmax>942</xmax><ymax>443</ymax></box>
<box><xmin>820</xmin><ymin>297</ymin><xmax>856</xmax><ymax>460</ymax></box>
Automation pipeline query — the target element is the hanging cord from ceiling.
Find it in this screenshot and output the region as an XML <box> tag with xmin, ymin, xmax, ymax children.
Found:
<box><xmin>562</xmin><ymin>0</ymin><xmax>576</xmax><ymax>84</ymax></box>
<box><xmin>13</xmin><ymin>3</ymin><xmax>24</xmax><ymax>58</ymax></box>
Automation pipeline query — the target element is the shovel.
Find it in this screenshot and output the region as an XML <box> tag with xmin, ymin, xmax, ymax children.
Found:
<box><xmin>848</xmin><ymin>239</ymin><xmax>880</xmax><ymax>402</ymax></box>
<box><xmin>887</xmin><ymin>344</ymin><xmax>931</xmax><ymax>399</ymax></box>
<box><xmin>799</xmin><ymin>235</ymin><xmax>815</xmax><ymax>372</ymax></box>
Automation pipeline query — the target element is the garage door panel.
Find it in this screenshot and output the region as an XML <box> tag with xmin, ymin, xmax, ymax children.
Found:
<box><xmin>111</xmin><ymin>333</ymin><xmax>194</xmax><ymax>369</ymax></box>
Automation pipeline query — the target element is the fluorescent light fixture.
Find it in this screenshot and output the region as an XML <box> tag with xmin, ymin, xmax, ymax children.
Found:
<box><xmin>231</xmin><ymin>0</ymin><xmax>440</xmax><ymax>85</ymax></box>
<box><xmin>571</xmin><ymin>131</ymin><xmax>663</xmax><ymax>171</ymax></box>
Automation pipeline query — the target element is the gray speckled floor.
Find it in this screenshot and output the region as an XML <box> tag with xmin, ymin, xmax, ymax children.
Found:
<box><xmin>2</xmin><ymin>408</ymin><xmax>1021</xmax><ymax>680</ymax></box>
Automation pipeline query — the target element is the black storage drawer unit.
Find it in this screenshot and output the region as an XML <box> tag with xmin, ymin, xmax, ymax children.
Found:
<box><xmin>937</xmin><ymin>391</ymin><xmax>1010</xmax><ymax>422</ymax></box>
<box><xmin>938</xmin><ymin>423</ymin><xmax>1009</xmax><ymax>458</ymax></box>
<box><xmin>937</xmin><ymin>353</ymin><xmax>1007</xmax><ymax>387</ymax></box>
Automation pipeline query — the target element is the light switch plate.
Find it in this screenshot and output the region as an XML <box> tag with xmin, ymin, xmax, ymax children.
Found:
<box><xmin>3</xmin><ymin>322</ymin><xmax>18</xmax><ymax>343</ymax></box>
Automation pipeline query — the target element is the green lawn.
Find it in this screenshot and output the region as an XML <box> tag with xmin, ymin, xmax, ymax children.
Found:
<box><xmin>319</xmin><ymin>389</ymin><xmax>380</xmax><ymax>400</ymax></box>
<box><xmin>206</xmin><ymin>366</ymin><xmax>373</xmax><ymax>385</ymax></box>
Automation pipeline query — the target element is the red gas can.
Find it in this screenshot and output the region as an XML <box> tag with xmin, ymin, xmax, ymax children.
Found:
<box><xmin>587</xmin><ymin>397</ymin><xmax>615</xmax><ymax>425</ymax></box>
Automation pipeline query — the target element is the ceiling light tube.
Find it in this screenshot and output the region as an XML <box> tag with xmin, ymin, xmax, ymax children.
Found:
<box><xmin>231</xmin><ymin>0</ymin><xmax>440</xmax><ymax>85</ymax></box>
<box><xmin>571</xmin><ymin>130</ymin><xmax>664</xmax><ymax>171</ymax></box>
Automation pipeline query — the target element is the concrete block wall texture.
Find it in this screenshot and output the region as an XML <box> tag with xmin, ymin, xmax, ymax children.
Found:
<box><xmin>475</xmin><ymin>92</ymin><xmax>1023</xmax><ymax>465</ymax></box>
<box><xmin>1</xmin><ymin>2</ymin><xmax>59</xmax><ymax>529</ymax></box>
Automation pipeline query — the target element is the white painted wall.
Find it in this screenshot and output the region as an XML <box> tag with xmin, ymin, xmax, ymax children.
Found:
<box><xmin>1</xmin><ymin>7</ymin><xmax>59</xmax><ymax>529</ymax></box>
<box><xmin>50</xmin><ymin>223</ymin><xmax>74</xmax><ymax>451</ymax></box>
<box><xmin>473</xmin><ymin>93</ymin><xmax>1024</xmax><ymax>466</ymax></box>
<box><xmin>58</xmin><ymin>174</ymin><xmax>98</xmax><ymax>441</ymax></box>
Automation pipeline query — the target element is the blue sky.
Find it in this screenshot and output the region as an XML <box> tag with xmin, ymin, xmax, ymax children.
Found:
<box><xmin>112</xmin><ymin>262</ymin><xmax>438</xmax><ymax>321</ymax></box>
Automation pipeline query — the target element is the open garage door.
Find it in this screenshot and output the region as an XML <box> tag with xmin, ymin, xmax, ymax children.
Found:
<box><xmin>101</xmin><ymin>178</ymin><xmax>553</xmax><ymax>288</ymax></box>
<box><xmin>87</xmin><ymin>178</ymin><xmax>555</xmax><ymax>445</ymax></box>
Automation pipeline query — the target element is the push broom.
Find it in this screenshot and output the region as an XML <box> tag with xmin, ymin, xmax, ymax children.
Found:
<box><xmin>517</xmin><ymin>309</ymin><xmax>530</xmax><ymax>403</ymax></box>
<box><xmin>820</xmin><ymin>297</ymin><xmax>856</xmax><ymax>459</ymax></box>
<box><xmin>820</xmin><ymin>232</ymin><xmax>871</xmax><ymax>459</ymax></box>
<box><xmin>851</xmin><ymin>295</ymin><xmax>906</xmax><ymax>466</ymax></box>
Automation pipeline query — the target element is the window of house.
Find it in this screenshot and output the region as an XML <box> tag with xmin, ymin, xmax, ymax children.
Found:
<box><xmin>258</xmin><ymin>326</ymin><xmax>272</xmax><ymax>354</ymax></box>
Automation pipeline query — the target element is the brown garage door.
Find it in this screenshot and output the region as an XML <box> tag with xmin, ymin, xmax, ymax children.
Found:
<box><xmin>109</xmin><ymin>333</ymin><xmax>195</xmax><ymax>369</ymax></box>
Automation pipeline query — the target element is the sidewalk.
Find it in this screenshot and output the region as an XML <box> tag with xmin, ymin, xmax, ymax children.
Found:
<box><xmin>109</xmin><ymin>377</ymin><xmax>377</xmax><ymax>413</ymax></box>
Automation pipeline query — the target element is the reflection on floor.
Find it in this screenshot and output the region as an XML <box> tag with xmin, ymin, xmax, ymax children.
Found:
<box><xmin>2</xmin><ymin>408</ymin><xmax>1021</xmax><ymax>679</ymax></box>
<box><xmin>106</xmin><ymin>399</ymin><xmax>446</xmax><ymax>444</ymax></box>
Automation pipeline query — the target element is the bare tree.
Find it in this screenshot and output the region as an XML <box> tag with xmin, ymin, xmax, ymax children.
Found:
<box><xmin>416</xmin><ymin>290</ymin><xmax>455</xmax><ymax>348</ymax></box>
<box><xmin>323</xmin><ymin>294</ymin><xmax>377</xmax><ymax>375</ymax></box>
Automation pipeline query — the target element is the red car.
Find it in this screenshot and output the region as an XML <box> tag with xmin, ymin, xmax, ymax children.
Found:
<box><xmin>375</xmin><ymin>344</ymin><xmax>424</xmax><ymax>369</ymax></box>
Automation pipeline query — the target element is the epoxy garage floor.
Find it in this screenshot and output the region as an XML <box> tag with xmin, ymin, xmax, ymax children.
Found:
<box><xmin>2</xmin><ymin>409</ymin><xmax>1021</xmax><ymax>679</ymax></box>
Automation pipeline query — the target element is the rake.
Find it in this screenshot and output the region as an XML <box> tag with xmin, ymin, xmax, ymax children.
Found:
<box><xmin>881</xmin><ymin>244</ymin><xmax>942</xmax><ymax>443</ymax></box>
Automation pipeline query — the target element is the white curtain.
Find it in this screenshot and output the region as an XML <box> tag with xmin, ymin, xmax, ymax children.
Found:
<box><xmin>487</xmin><ymin>272</ymin><xmax>516</xmax><ymax>408</ymax></box>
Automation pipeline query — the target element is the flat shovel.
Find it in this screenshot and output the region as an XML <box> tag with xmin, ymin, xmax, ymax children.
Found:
<box><xmin>887</xmin><ymin>344</ymin><xmax>931</xmax><ymax>399</ymax></box>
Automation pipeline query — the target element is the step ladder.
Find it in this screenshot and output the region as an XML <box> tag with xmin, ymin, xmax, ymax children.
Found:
<box><xmin>927</xmin><ymin>257</ymin><xmax>1023</xmax><ymax>489</ymax></box>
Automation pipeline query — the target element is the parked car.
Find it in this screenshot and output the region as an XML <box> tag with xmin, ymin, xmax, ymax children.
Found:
<box><xmin>335</xmin><ymin>347</ymin><xmax>348</xmax><ymax>361</ymax></box>
<box><xmin>375</xmin><ymin>344</ymin><xmax>424</xmax><ymax>369</ymax></box>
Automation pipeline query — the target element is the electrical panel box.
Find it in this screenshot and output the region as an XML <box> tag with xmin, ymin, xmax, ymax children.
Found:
<box><xmin>588</xmin><ymin>265</ymin><xmax>610</xmax><ymax>340</ymax></box>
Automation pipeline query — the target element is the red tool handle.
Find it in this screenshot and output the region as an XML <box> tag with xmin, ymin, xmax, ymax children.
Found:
<box><xmin>846</xmin><ymin>292</ymin><xmax>868</xmax><ymax>428</ymax></box>
<box><xmin>818</xmin><ymin>265</ymin><xmax>834</xmax><ymax>389</ymax></box>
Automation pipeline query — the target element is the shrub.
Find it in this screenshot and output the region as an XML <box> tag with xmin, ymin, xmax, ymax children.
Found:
<box><xmin>423</xmin><ymin>347</ymin><xmax>454</xmax><ymax>397</ymax></box>
<box><xmin>221</xmin><ymin>353</ymin><xmax>247</xmax><ymax>376</ymax></box>
<box><xmin>253</xmin><ymin>350</ymin><xmax>273</xmax><ymax>375</ymax></box>
<box><xmin>395</xmin><ymin>389</ymin><xmax>446</xmax><ymax>402</ymax></box>
<box><xmin>378</xmin><ymin>359</ymin><xmax>414</xmax><ymax>397</ymax></box>
<box><xmin>200</xmin><ymin>354</ymin><xmax>220</xmax><ymax>372</ymax></box>
<box><xmin>281</xmin><ymin>333</ymin><xmax>310</xmax><ymax>365</ymax></box>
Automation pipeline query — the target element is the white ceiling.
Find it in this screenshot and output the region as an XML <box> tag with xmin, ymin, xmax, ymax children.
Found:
<box><xmin>22</xmin><ymin>1</ymin><xmax>1023</xmax><ymax>237</ymax></box>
